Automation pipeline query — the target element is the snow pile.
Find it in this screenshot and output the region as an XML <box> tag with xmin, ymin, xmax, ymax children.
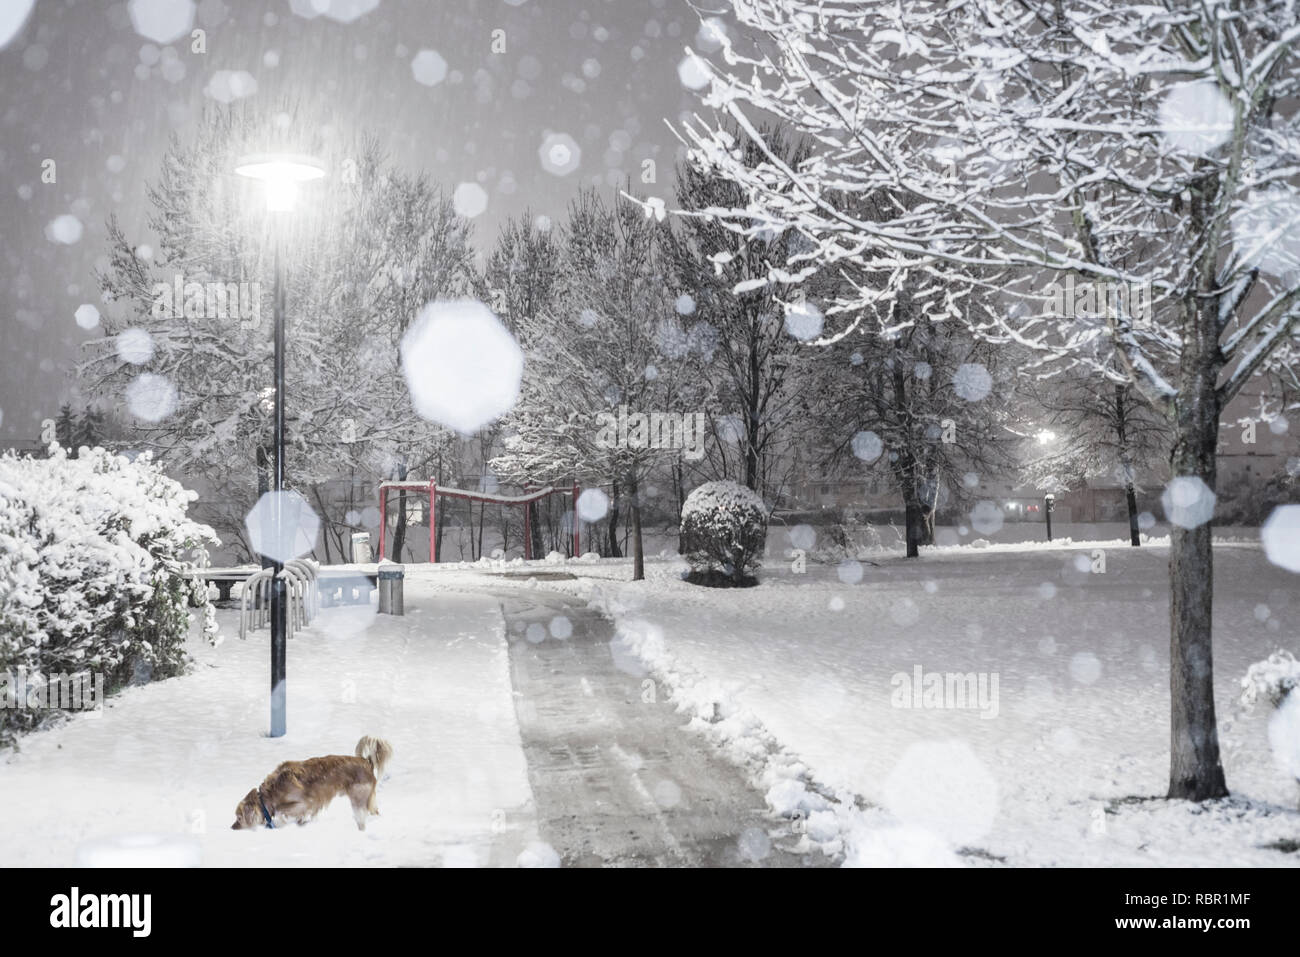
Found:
<box><xmin>0</xmin><ymin>445</ymin><xmax>217</xmax><ymax>745</ymax></box>
<box><xmin>679</xmin><ymin>480</ymin><xmax>768</xmax><ymax>582</ymax></box>
<box><xmin>602</xmin><ymin>602</ymin><xmax>959</xmax><ymax>867</ymax></box>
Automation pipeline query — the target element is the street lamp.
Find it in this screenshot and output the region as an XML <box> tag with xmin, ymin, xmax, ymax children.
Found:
<box><xmin>235</xmin><ymin>152</ymin><xmax>325</xmax><ymax>738</ymax></box>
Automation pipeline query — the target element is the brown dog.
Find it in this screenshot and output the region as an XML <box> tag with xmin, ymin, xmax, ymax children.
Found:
<box><xmin>231</xmin><ymin>736</ymin><xmax>393</xmax><ymax>831</ymax></box>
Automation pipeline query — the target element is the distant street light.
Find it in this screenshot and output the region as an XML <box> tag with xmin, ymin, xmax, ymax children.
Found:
<box><xmin>235</xmin><ymin>152</ymin><xmax>325</xmax><ymax>738</ymax></box>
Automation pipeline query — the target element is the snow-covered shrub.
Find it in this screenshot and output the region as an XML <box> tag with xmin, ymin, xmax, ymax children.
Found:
<box><xmin>0</xmin><ymin>446</ymin><xmax>219</xmax><ymax>745</ymax></box>
<box><xmin>1238</xmin><ymin>650</ymin><xmax>1300</xmax><ymax>792</ymax></box>
<box><xmin>679</xmin><ymin>480</ymin><xmax>767</xmax><ymax>586</ymax></box>
<box><xmin>1240</xmin><ymin>650</ymin><xmax>1300</xmax><ymax>712</ymax></box>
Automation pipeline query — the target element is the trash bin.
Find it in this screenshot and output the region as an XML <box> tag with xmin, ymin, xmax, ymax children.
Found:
<box><xmin>377</xmin><ymin>564</ymin><xmax>404</xmax><ymax>616</ymax></box>
<box><xmin>351</xmin><ymin>532</ymin><xmax>372</xmax><ymax>564</ymax></box>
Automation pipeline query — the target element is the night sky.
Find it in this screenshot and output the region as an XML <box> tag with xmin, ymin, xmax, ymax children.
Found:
<box><xmin>0</xmin><ymin>0</ymin><xmax>711</xmax><ymax>440</ymax></box>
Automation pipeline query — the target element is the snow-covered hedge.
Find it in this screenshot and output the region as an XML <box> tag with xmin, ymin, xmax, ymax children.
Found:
<box><xmin>0</xmin><ymin>446</ymin><xmax>219</xmax><ymax>745</ymax></box>
<box><xmin>679</xmin><ymin>480</ymin><xmax>768</xmax><ymax>585</ymax></box>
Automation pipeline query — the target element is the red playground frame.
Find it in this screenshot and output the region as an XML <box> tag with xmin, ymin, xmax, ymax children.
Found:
<box><xmin>376</xmin><ymin>480</ymin><xmax>580</xmax><ymax>562</ymax></box>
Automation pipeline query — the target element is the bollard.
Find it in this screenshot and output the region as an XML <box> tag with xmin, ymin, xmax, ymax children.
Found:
<box><xmin>351</xmin><ymin>531</ymin><xmax>372</xmax><ymax>564</ymax></box>
<box><xmin>378</xmin><ymin>564</ymin><xmax>404</xmax><ymax>616</ymax></box>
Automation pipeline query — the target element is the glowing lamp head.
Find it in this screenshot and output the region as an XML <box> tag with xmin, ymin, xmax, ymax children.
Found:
<box><xmin>234</xmin><ymin>153</ymin><xmax>326</xmax><ymax>212</ymax></box>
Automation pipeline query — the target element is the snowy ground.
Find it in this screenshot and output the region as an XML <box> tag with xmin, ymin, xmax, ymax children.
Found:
<box><xmin>0</xmin><ymin>580</ymin><xmax>538</xmax><ymax>867</ymax></box>
<box><xmin>3</xmin><ymin>527</ymin><xmax>1296</xmax><ymax>868</ymax></box>
<box><xmin>448</xmin><ymin>531</ymin><xmax>1300</xmax><ymax>867</ymax></box>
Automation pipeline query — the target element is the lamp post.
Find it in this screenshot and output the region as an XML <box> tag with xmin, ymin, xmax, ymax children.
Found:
<box><xmin>235</xmin><ymin>153</ymin><xmax>325</xmax><ymax>738</ymax></box>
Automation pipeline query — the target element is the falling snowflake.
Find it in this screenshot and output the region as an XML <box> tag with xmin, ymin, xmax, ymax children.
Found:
<box><xmin>116</xmin><ymin>329</ymin><xmax>155</xmax><ymax>365</ymax></box>
<box><xmin>453</xmin><ymin>182</ymin><xmax>488</xmax><ymax>218</ymax></box>
<box><xmin>576</xmin><ymin>488</ymin><xmax>610</xmax><ymax>522</ymax></box>
<box><xmin>399</xmin><ymin>299</ymin><xmax>523</xmax><ymax>435</ymax></box>
<box><xmin>737</xmin><ymin>827</ymin><xmax>770</xmax><ymax>862</ymax></box>
<box><xmin>783</xmin><ymin>301</ymin><xmax>823</xmax><ymax>341</ymax></box>
<box><xmin>1161</xmin><ymin>475</ymin><xmax>1216</xmax><ymax>529</ymax></box>
<box><xmin>880</xmin><ymin>741</ymin><xmax>999</xmax><ymax>845</ymax></box>
<box><xmin>0</xmin><ymin>0</ymin><xmax>35</xmax><ymax>49</ymax></box>
<box><xmin>128</xmin><ymin>0</ymin><xmax>195</xmax><ymax>45</ymax></box>
<box><xmin>245</xmin><ymin>490</ymin><xmax>320</xmax><ymax>564</ymax></box>
<box><xmin>287</xmin><ymin>0</ymin><xmax>381</xmax><ymax>23</ymax></box>
<box><xmin>952</xmin><ymin>362</ymin><xmax>992</xmax><ymax>402</ymax></box>
<box><xmin>538</xmin><ymin>132</ymin><xmax>581</xmax><ymax>176</ymax></box>
<box><xmin>46</xmin><ymin>214</ymin><xmax>83</xmax><ymax>245</ymax></box>
<box><xmin>1231</xmin><ymin>190</ymin><xmax>1300</xmax><ymax>281</ymax></box>
<box><xmin>1261</xmin><ymin>505</ymin><xmax>1300</xmax><ymax>573</ymax></box>
<box><xmin>788</xmin><ymin>524</ymin><xmax>816</xmax><ymax>551</ymax></box>
<box><xmin>1158</xmin><ymin>80</ymin><xmax>1234</xmax><ymax>156</ymax></box>
<box><xmin>969</xmin><ymin>500</ymin><xmax>1004</xmax><ymax>535</ymax></box>
<box><xmin>851</xmin><ymin>430</ymin><xmax>883</xmax><ymax>463</ymax></box>
<box><xmin>678</xmin><ymin>53</ymin><xmax>710</xmax><ymax>90</ymax></box>
<box><xmin>74</xmin><ymin>304</ymin><xmax>100</xmax><ymax>330</ymax></box>
<box><xmin>1069</xmin><ymin>652</ymin><xmax>1102</xmax><ymax>685</ymax></box>
<box><xmin>205</xmin><ymin>70</ymin><xmax>257</xmax><ymax>103</ymax></box>
<box><xmin>696</xmin><ymin>17</ymin><xmax>728</xmax><ymax>52</ymax></box>
<box><xmin>411</xmin><ymin>49</ymin><xmax>448</xmax><ymax>87</ymax></box>
<box><xmin>125</xmin><ymin>373</ymin><xmax>177</xmax><ymax>422</ymax></box>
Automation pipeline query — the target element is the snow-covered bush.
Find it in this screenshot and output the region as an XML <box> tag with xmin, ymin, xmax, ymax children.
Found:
<box><xmin>679</xmin><ymin>481</ymin><xmax>767</xmax><ymax>586</ymax></box>
<box><xmin>1238</xmin><ymin>650</ymin><xmax>1300</xmax><ymax>793</ymax></box>
<box><xmin>1240</xmin><ymin>651</ymin><xmax>1300</xmax><ymax>712</ymax></box>
<box><xmin>0</xmin><ymin>446</ymin><xmax>218</xmax><ymax>745</ymax></box>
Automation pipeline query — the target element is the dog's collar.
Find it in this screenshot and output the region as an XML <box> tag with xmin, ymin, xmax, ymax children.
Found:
<box><xmin>257</xmin><ymin>787</ymin><xmax>275</xmax><ymax>829</ymax></box>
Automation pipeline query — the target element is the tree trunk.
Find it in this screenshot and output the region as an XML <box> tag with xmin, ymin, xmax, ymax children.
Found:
<box><xmin>528</xmin><ymin>500</ymin><xmax>544</xmax><ymax>558</ymax></box>
<box><xmin>921</xmin><ymin>506</ymin><xmax>936</xmax><ymax>547</ymax></box>
<box><xmin>1166</xmin><ymin>300</ymin><xmax>1228</xmax><ymax>801</ymax></box>
<box><xmin>902</xmin><ymin>474</ymin><xmax>924</xmax><ymax>558</ymax></box>
<box><xmin>744</xmin><ymin>327</ymin><xmax>762</xmax><ymax>491</ymax></box>
<box><xmin>628</xmin><ymin>472</ymin><xmax>644</xmax><ymax>581</ymax></box>
<box><xmin>1125</xmin><ymin>482</ymin><xmax>1141</xmax><ymax>547</ymax></box>
<box><xmin>920</xmin><ymin>470</ymin><xmax>939</xmax><ymax>546</ymax></box>
<box><xmin>672</xmin><ymin>459</ymin><xmax>686</xmax><ymax>553</ymax></box>
<box><xmin>1116</xmin><ymin>385</ymin><xmax>1141</xmax><ymax>547</ymax></box>
<box><xmin>607</xmin><ymin>481</ymin><xmax>622</xmax><ymax>558</ymax></box>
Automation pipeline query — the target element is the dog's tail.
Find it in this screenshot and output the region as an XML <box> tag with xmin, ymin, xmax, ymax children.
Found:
<box><xmin>356</xmin><ymin>735</ymin><xmax>393</xmax><ymax>779</ymax></box>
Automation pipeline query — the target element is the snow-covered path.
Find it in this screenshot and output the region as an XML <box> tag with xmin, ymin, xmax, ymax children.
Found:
<box><xmin>493</xmin><ymin>584</ymin><xmax>829</xmax><ymax>866</ymax></box>
<box><xmin>0</xmin><ymin>580</ymin><xmax>539</xmax><ymax>867</ymax></box>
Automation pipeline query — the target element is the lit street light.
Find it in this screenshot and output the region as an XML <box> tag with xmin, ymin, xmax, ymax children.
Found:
<box><xmin>235</xmin><ymin>152</ymin><xmax>325</xmax><ymax>738</ymax></box>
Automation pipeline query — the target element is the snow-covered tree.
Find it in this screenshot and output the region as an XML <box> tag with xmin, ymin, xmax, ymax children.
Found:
<box><xmin>84</xmin><ymin>106</ymin><xmax>476</xmax><ymax>560</ymax></box>
<box><xmin>1022</xmin><ymin>377</ymin><xmax>1170</xmax><ymax>546</ymax></box>
<box><xmin>493</xmin><ymin>189</ymin><xmax>694</xmax><ymax>580</ymax></box>
<box><xmin>820</xmin><ymin>304</ymin><xmax>1017</xmax><ymax>556</ymax></box>
<box><xmin>678</xmin><ymin>0</ymin><xmax>1300</xmax><ymax>800</ymax></box>
<box><xmin>485</xmin><ymin>213</ymin><xmax>564</xmax><ymax>556</ymax></box>
<box><xmin>663</xmin><ymin>124</ymin><xmax>820</xmax><ymax>500</ymax></box>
